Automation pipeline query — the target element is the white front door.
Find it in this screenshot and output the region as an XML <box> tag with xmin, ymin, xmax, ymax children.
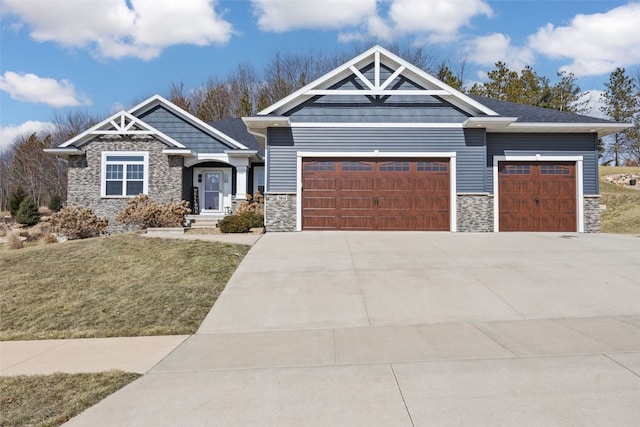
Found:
<box><xmin>202</xmin><ymin>171</ymin><xmax>222</xmax><ymax>212</ymax></box>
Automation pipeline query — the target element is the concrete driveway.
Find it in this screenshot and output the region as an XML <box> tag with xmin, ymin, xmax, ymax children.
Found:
<box><xmin>67</xmin><ymin>232</ymin><xmax>640</xmax><ymax>426</ymax></box>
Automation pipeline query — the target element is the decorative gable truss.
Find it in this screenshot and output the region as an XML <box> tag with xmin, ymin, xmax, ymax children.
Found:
<box><xmin>55</xmin><ymin>110</ymin><xmax>185</xmax><ymax>150</ymax></box>
<box><xmin>259</xmin><ymin>45</ymin><xmax>499</xmax><ymax>117</ymax></box>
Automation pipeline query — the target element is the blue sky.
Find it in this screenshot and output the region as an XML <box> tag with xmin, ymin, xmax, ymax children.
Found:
<box><xmin>1</xmin><ymin>0</ymin><xmax>639</xmax><ymax>151</ymax></box>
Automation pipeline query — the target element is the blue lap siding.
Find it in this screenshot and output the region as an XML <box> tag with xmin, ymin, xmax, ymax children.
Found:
<box><xmin>267</xmin><ymin>127</ymin><xmax>486</xmax><ymax>192</ymax></box>
<box><xmin>267</xmin><ymin>128</ymin><xmax>598</xmax><ymax>195</ymax></box>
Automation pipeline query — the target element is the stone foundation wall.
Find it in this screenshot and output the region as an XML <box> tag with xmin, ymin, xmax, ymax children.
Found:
<box><xmin>264</xmin><ymin>193</ymin><xmax>297</xmax><ymax>231</ymax></box>
<box><xmin>457</xmin><ymin>193</ymin><xmax>494</xmax><ymax>232</ymax></box>
<box><xmin>583</xmin><ymin>195</ymin><xmax>601</xmax><ymax>233</ymax></box>
<box><xmin>67</xmin><ymin>135</ymin><xmax>184</xmax><ymax>233</ymax></box>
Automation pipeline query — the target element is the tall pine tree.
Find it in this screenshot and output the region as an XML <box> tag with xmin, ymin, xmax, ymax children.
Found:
<box><xmin>600</xmin><ymin>68</ymin><xmax>639</xmax><ymax>166</ymax></box>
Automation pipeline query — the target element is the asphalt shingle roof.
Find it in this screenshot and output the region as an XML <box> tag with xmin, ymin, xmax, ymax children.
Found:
<box><xmin>468</xmin><ymin>94</ymin><xmax>614</xmax><ymax>124</ymax></box>
<box><xmin>210</xmin><ymin>117</ymin><xmax>264</xmax><ymax>156</ymax></box>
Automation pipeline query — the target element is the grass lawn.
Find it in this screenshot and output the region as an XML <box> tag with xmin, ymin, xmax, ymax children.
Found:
<box><xmin>0</xmin><ymin>371</ymin><xmax>140</xmax><ymax>427</ymax></box>
<box><xmin>0</xmin><ymin>234</ymin><xmax>250</xmax><ymax>340</ymax></box>
<box><xmin>599</xmin><ymin>166</ymin><xmax>640</xmax><ymax>234</ymax></box>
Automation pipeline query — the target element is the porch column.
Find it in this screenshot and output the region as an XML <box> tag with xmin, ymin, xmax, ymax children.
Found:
<box><xmin>229</xmin><ymin>157</ymin><xmax>249</xmax><ymax>200</ymax></box>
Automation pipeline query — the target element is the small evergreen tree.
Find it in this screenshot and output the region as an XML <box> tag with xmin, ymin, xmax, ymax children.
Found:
<box><xmin>48</xmin><ymin>194</ymin><xmax>64</xmax><ymax>212</ymax></box>
<box><xmin>15</xmin><ymin>197</ymin><xmax>40</xmax><ymax>226</ymax></box>
<box><xmin>8</xmin><ymin>187</ymin><xmax>27</xmax><ymax>217</ymax></box>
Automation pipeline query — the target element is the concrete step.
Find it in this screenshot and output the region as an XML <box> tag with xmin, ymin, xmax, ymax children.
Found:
<box><xmin>186</xmin><ymin>216</ymin><xmax>221</xmax><ymax>229</ymax></box>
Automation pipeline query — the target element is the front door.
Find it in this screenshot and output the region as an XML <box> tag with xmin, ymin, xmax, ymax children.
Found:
<box><xmin>202</xmin><ymin>171</ymin><xmax>222</xmax><ymax>212</ymax></box>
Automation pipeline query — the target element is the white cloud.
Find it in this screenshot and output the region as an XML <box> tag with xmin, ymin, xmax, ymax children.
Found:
<box><xmin>0</xmin><ymin>121</ymin><xmax>55</xmax><ymax>152</ymax></box>
<box><xmin>254</xmin><ymin>0</ymin><xmax>492</xmax><ymax>42</ymax></box>
<box><xmin>253</xmin><ymin>0</ymin><xmax>376</xmax><ymax>32</ymax></box>
<box><xmin>2</xmin><ymin>0</ymin><xmax>233</xmax><ymax>60</ymax></box>
<box><xmin>466</xmin><ymin>33</ymin><xmax>534</xmax><ymax>71</ymax></box>
<box><xmin>528</xmin><ymin>3</ymin><xmax>640</xmax><ymax>76</ymax></box>
<box><xmin>0</xmin><ymin>72</ymin><xmax>90</xmax><ymax>107</ymax></box>
<box><xmin>388</xmin><ymin>0</ymin><xmax>492</xmax><ymax>41</ymax></box>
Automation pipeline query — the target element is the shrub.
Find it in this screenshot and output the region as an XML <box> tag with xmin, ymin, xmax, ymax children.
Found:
<box><xmin>218</xmin><ymin>214</ymin><xmax>253</xmax><ymax>233</ymax></box>
<box><xmin>48</xmin><ymin>194</ymin><xmax>64</xmax><ymax>212</ymax></box>
<box><xmin>15</xmin><ymin>197</ymin><xmax>40</xmax><ymax>226</ymax></box>
<box><xmin>240</xmin><ymin>211</ymin><xmax>264</xmax><ymax>228</ymax></box>
<box><xmin>218</xmin><ymin>211</ymin><xmax>264</xmax><ymax>233</ymax></box>
<box><xmin>8</xmin><ymin>188</ymin><xmax>27</xmax><ymax>217</ymax></box>
<box><xmin>116</xmin><ymin>195</ymin><xmax>190</xmax><ymax>229</ymax></box>
<box><xmin>49</xmin><ymin>206</ymin><xmax>109</xmax><ymax>240</ymax></box>
<box><xmin>1</xmin><ymin>224</ymin><xmax>24</xmax><ymax>250</ymax></box>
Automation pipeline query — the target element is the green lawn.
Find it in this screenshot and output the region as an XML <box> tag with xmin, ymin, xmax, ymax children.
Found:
<box><xmin>0</xmin><ymin>234</ymin><xmax>250</xmax><ymax>340</ymax></box>
<box><xmin>599</xmin><ymin>166</ymin><xmax>640</xmax><ymax>234</ymax></box>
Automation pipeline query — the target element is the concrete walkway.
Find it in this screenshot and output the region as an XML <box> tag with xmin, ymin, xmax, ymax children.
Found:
<box><xmin>1</xmin><ymin>336</ymin><xmax>189</xmax><ymax>376</ymax></box>
<box><xmin>2</xmin><ymin>232</ymin><xmax>639</xmax><ymax>425</ymax></box>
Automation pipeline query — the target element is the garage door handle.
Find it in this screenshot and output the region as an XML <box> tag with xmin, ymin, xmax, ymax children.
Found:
<box><xmin>535</xmin><ymin>198</ymin><xmax>539</xmax><ymax>204</ymax></box>
<box><xmin>373</xmin><ymin>197</ymin><xmax>378</xmax><ymax>206</ymax></box>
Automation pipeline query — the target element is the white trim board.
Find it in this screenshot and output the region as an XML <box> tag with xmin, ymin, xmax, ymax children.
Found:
<box><xmin>492</xmin><ymin>155</ymin><xmax>584</xmax><ymax>233</ymax></box>
<box><xmin>296</xmin><ymin>151</ymin><xmax>457</xmax><ymax>232</ymax></box>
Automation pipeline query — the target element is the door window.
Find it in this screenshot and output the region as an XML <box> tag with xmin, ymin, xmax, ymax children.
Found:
<box><xmin>203</xmin><ymin>172</ymin><xmax>221</xmax><ymax>210</ymax></box>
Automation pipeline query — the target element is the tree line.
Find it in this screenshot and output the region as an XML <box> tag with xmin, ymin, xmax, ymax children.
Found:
<box><xmin>1</xmin><ymin>44</ymin><xmax>639</xmax><ymax>212</ymax></box>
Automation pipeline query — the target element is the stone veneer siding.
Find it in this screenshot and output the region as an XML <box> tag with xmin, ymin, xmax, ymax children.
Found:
<box><xmin>264</xmin><ymin>192</ymin><xmax>297</xmax><ymax>231</ymax></box>
<box><xmin>67</xmin><ymin>135</ymin><xmax>184</xmax><ymax>233</ymax></box>
<box><xmin>456</xmin><ymin>193</ymin><xmax>494</xmax><ymax>232</ymax></box>
<box><xmin>583</xmin><ymin>195</ymin><xmax>601</xmax><ymax>233</ymax></box>
<box><xmin>262</xmin><ymin>192</ymin><xmax>598</xmax><ymax>233</ymax></box>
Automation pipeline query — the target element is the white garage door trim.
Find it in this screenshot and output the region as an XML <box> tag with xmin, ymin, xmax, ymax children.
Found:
<box><xmin>296</xmin><ymin>151</ymin><xmax>457</xmax><ymax>232</ymax></box>
<box><xmin>493</xmin><ymin>155</ymin><xmax>584</xmax><ymax>232</ymax></box>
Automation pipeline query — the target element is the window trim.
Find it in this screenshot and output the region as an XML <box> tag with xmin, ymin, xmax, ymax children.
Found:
<box><xmin>100</xmin><ymin>151</ymin><xmax>149</xmax><ymax>198</ymax></box>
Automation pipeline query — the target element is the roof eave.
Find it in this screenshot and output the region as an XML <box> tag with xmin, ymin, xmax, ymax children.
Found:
<box><xmin>463</xmin><ymin>117</ymin><xmax>519</xmax><ymax>131</ymax></box>
<box><xmin>162</xmin><ymin>149</ymin><xmax>196</xmax><ymax>157</ymax></box>
<box><xmin>501</xmin><ymin>122</ymin><xmax>632</xmax><ymax>137</ymax></box>
<box><xmin>43</xmin><ymin>147</ymin><xmax>84</xmax><ymax>155</ymax></box>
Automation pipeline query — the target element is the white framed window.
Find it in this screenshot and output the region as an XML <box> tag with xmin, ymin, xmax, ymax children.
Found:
<box><xmin>101</xmin><ymin>151</ymin><xmax>149</xmax><ymax>197</ymax></box>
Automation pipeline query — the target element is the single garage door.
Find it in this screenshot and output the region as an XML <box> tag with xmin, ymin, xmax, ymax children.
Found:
<box><xmin>302</xmin><ymin>158</ymin><xmax>450</xmax><ymax>230</ymax></box>
<box><xmin>498</xmin><ymin>161</ymin><xmax>577</xmax><ymax>232</ymax></box>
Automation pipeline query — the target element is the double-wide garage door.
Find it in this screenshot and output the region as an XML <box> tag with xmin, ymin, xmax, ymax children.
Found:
<box><xmin>302</xmin><ymin>158</ymin><xmax>450</xmax><ymax>230</ymax></box>
<box><xmin>498</xmin><ymin>161</ymin><xmax>577</xmax><ymax>232</ymax></box>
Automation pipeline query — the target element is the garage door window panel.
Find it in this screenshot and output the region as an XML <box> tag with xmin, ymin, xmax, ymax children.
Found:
<box><xmin>417</xmin><ymin>161</ymin><xmax>447</xmax><ymax>172</ymax></box>
<box><xmin>305</xmin><ymin>161</ymin><xmax>335</xmax><ymax>171</ymax></box>
<box><xmin>379</xmin><ymin>161</ymin><xmax>409</xmax><ymax>171</ymax></box>
<box><xmin>342</xmin><ymin>161</ymin><xmax>373</xmax><ymax>171</ymax></box>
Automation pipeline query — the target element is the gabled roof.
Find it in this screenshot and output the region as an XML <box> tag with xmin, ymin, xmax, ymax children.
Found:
<box><xmin>58</xmin><ymin>110</ymin><xmax>185</xmax><ymax>148</ymax></box>
<box><xmin>128</xmin><ymin>95</ymin><xmax>250</xmax><ymax>151</ymax></box>
<box><xmin>52</xmin><ymin>94</ymin><xmax>254</xmax><ymax>153</ymax></box>
<box><xmin>258</xmin><ymin>45</ymin><xmax>498</xmax><ymax>117</ymax></box>
<box><xmin>245</xmin><ymin>45</ymin><xmax>630</xmax><ymax>137</ymax></box>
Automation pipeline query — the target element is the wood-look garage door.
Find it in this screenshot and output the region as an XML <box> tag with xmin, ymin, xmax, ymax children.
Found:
<box><xmin>302</xmin><ymin>158</ymin><xmax>449</xmax><ymax>230</ymax></box>
<box><xmin>498</xmin><ymin>161</ymin><xmax>577</xmax><ymax>232</ymax></box>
